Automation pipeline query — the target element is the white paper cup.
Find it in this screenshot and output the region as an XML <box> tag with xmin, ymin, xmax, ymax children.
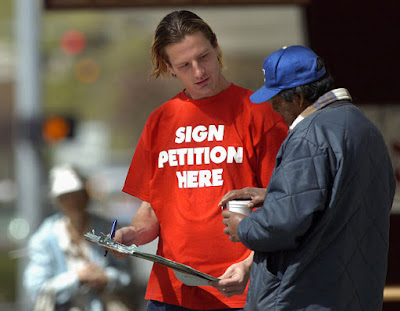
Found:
<box><xmin>227</xmin><ymin>200</ymin><xmax>252</xmax><ymax>215</ymax></box>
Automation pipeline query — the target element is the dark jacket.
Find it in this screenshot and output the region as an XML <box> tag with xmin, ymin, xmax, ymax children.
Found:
<box><xmin>239</xmin><ymin>99</ymin><xmax>396</xmax><ymax>310</ymax></box>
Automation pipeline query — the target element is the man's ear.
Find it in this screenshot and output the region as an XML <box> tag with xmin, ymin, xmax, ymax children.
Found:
<box><xmin>165</xmin><ymin>62</ymin><xmax>176</xmax><ymax>76</ymax></box>
<box><xmin>294</xmin><ymin>93</ymin><xmax>308</xmax><ymax>109</ymax></box>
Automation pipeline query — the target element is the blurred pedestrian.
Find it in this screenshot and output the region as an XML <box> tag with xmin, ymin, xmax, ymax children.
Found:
<box><xmin>24</xmin><ymin>164</ymin><xmax>132</xmax><ymax>311</ymax></box>
<box><xmin>218</xmin><ymin>45</ymin><xmax>396</xmax><ymax>310</ymax></box>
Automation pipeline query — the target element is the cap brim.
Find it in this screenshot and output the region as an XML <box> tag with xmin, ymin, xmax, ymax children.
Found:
<box><xmin>250</xmin><ymin>86</ymin><xmax>281</xmax><ymax>104</ymax></box>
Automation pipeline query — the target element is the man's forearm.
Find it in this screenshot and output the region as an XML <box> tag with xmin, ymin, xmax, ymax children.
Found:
<box><xmin>129</xmin><ymin>201</ymin><xmax>160</xmax><ymax>246</ymax></box>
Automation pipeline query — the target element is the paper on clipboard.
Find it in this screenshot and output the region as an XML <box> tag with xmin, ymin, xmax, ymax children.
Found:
<box><xmin>84</xmin><ymin>231</ymin><xmax>220</xmax><ymax>286</ymax></box>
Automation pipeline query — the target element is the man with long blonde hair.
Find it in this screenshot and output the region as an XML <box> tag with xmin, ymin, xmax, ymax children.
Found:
<box><xmin>111</xmin><ymin>10</ymin><xmax>288</xmax><ymax>311</ymax></box>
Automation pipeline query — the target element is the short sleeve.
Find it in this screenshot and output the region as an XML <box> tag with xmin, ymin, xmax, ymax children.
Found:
<box><xmin>122</xmin><ymin>122</ymin><xmax>152</xmax><ymax>202</ymax></box>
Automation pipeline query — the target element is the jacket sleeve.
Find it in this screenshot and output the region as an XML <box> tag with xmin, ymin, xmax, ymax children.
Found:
<box><xmin>23</xmin><ymin>229</ymin><xmax>80</xmax><ymax>305</ymax></box>
<box><xmin>238</xmin><ymin>136</ymin><xmax>333</xmax><ymax>252</ymax></box>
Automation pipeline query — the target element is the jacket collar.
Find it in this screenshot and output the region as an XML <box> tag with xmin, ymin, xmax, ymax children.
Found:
<box><xmin>290</xmin><ymin>88</ymin><xmax>352</xmax><ymax>130</ymax></box>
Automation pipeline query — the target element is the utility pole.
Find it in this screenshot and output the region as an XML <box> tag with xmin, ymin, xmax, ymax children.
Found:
<box><xmin>14</xmin><ymin>0</ymin><xmax>43</xmax><ymax>310</ymax></box>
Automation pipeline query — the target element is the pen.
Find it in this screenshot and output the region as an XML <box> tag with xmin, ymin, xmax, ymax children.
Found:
<box><xmin>104</xmin><ymin>219</ymin><xmax>118</xmax><ymax>257</ymax></box>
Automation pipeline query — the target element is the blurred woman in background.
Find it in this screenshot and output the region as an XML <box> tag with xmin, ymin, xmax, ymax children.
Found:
<box><xmin>24</xmin><ymin>164</ymin><xmax>133</xmax><ymax>311</ymax></box>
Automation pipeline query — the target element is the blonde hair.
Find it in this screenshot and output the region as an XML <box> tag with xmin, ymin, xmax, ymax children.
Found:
<box><xmin>150</xmin><ymin>10</ymin><xmax>223</xmax><ymax>79</ymax></box>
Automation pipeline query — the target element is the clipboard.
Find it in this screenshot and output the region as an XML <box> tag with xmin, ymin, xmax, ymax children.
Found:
<box><xmin>84</xmin><ymin>231</ymin><xmax>220</xmax><ymax>286</ymax></box>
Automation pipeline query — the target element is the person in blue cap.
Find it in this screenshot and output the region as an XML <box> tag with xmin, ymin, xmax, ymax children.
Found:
<box><xmin>216</xmin><ymin>45</ymin><xmax>396</xmax><ymax>310</ymax></box>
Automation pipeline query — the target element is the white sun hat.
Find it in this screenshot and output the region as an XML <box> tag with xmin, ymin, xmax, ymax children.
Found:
<box><xmin>49</xmin><ymin>164</ymin><xmax>86</xmax><ymax>198</ymax></box>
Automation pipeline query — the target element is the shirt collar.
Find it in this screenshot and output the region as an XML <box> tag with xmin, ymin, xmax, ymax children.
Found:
<box><xmin>290</xmin><ymin>88</ymin><xmax>352</xmax><ymax>130</ymax></box>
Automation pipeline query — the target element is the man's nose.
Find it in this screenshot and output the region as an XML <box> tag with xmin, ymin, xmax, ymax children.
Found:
<box><xmin>193</xmin><ymin>62</ymin><xmax>204</xmax><ymax>78</ymax></box>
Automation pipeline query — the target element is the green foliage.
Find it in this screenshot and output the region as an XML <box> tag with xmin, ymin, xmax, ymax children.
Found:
<box><xmin>0</xmin><ymin>251</ymin><xmax>17</xmax><ymax>302</ymax></box>
<box><xmin>0</xmin><ymin>1</ymin><xmax>13</xmax><ymax>42</ymax></box>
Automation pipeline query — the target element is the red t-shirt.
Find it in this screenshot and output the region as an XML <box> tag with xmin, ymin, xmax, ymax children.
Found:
<box><xmin>123</xmin><ymin>84</ymin><xmax>288</xmax><ymax>309</ymax></box>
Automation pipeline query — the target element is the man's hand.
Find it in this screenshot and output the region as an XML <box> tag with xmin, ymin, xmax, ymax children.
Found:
<box><xmin>218</xmin><ymin>187</ymin><xmax>266</xmax><ymax>209</ymax></box>
<box><xmin>209</xmin><ymin>257</ymin><xmax>252</xmax><ymax>297</ymax></box>
<box><xmin>107</xmin><ymin>201</ymin><xmax>160</xmax><ymax>259</ymax></box>
<box><xmin>221</xmin><ymin>210</ymin><xmax>246</xmax><ymax>242</ymax></box>
<box><xmin>107</xmin><ymin>227</ymin><xmax>135</xmax><ymax>259</ymax></box>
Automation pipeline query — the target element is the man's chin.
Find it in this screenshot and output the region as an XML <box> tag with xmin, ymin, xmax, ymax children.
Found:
<box><xmin>188</xmin><ymin>86</ymin><xmax>216</xmax><ymax>100</ymax></box>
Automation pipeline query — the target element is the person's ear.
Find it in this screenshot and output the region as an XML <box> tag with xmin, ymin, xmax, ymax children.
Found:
<box><xmin>294</xmin><ymin>93</ymin><xmax>308</xmax><ymax>109</ymax></box>
<box><xmin>165</xmin><ymin>62</ymin><xmax>176</xmax><ymax>77</ymax></box>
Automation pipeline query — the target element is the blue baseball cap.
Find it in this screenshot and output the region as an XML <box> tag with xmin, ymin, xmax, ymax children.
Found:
<box><xmin>250</xmin><ymin>45</ymin><xmax>326</xmax><ymax>103</ymax></box>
